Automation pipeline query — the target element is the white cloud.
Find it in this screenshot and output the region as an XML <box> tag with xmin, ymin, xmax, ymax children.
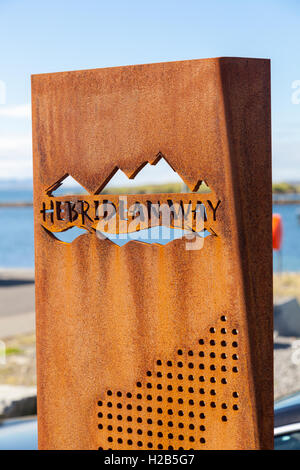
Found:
<box><xmin>273</xmin><ymin>136</ymin><xmax>300</xmax><ymax>182</ymax></box>
<box><xmin>0</xmin><ymin>135</ymin><xmax>31</xmax><ymax>156</ymax></box>
<box><xmin>0</xmin><ymin>129</ymin><xmax>299</xmax><ymax>182</ymax></box>
<box><xmin>0</xmin><ymin>159</ymin><xmax>32</xmax><ymax>179</ymax></box>
<box><xmin>0</xmin><ymin>103</ymin><xmax>31</xmax><ymax>119</ymax></box>
<box><xmin>0</xmin><ymin>134</ymin><xmax>32</xmax><ymax>179</ymax></box>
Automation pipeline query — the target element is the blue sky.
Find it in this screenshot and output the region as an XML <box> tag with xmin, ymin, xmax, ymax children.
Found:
<box><xmin>0</xmin><ymin>0</ymin><xmax>299</xmax><ymax>182</ymax></box>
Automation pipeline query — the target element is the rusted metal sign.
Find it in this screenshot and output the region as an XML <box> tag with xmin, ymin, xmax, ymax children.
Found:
<box><xmin>32</xmin><ymin>57</ymin><xmax>273</xmax><ymax>450</ymax></box>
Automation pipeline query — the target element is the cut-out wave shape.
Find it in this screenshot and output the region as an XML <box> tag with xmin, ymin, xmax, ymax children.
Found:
<box><xmin>50</xmin><ymin>226</ymin><xmax>213</xmax><ymax>247</ymax></box>
<box><xmin>98</xmin><ymin>226</ymin><xmax>212</xmax><ymax>247</ymax></box>
<box><xmin>49</xmin><ymin>227</ymin><xmax>88</xmax><ymax>243</ymax></box>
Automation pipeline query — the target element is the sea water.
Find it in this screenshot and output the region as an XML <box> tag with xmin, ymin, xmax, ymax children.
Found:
<box><xmin>0</xmin><ymin>187</ymin><xmax>299</xmax><ymax>271</ymax></box>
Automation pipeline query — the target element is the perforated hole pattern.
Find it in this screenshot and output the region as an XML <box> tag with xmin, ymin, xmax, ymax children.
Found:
<box><xmin>97</xmin><ymin>316</ymin><xmax>240</xmax><ymax>450</ymax></box>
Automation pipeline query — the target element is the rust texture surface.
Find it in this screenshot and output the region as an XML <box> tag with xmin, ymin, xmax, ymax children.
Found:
<box><xmin>32</xmin><ymin>57</ymin><xmax>273</xmax><ymax>450</ymax></box>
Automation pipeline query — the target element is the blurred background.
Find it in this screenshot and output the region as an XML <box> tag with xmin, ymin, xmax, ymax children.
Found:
<box><xmin>0</xmin><ymin>0</ymin><xmax>299</xmax><ymax>449</ymax></box>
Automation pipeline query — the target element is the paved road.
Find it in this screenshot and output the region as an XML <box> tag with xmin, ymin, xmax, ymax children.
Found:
<box><xmin>0</xmin><ymin>269</ymin><xmax>35</xmax><ymax>338</ymax></box>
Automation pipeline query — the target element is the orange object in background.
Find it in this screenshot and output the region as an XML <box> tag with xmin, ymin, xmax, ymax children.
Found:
<box><xmin>273</xmin><ymin>213</ymin><xmax>283</xmax><ymax>250</ymax></box>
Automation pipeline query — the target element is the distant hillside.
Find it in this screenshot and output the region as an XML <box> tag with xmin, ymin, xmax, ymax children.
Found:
<box><xmin>1</xmin><ymin>178</ymin><xmax>300</xmax><ymax>195</ymax></box>
<box><xmin>272</xmin><ymin>182</ymin><xmax>300</xmax><ymax>194</ymax></box>
<box><xmin>99</xmin><ymin>182</ymin><xmax>211</xmax><ymax>195</ymax></box>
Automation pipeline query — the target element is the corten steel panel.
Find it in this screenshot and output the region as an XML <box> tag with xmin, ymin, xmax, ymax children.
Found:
<box><xmin>32</xmin><ymin>57</ymin><xmax>273</xmax><ymax>450</ymax></box>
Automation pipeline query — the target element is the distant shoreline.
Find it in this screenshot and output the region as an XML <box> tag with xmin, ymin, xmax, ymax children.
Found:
<box><xmin>0</xmin><ymin>199</ymin><xmax>300</xmax><ymax>209</ymax></box>
<box><xmin>0</xmin><ymin>199</ymin><xmax>300</xmax><ymax>207</ymax></box>
<box><xmin>273</xmin><ymin>199</ymin><xmax>300</xmax><ymax>205</ymax></box>
<box><xmin>0</xmin><ymin>202</ymin><xmax>33</xmax><ymax>207</ymax></box>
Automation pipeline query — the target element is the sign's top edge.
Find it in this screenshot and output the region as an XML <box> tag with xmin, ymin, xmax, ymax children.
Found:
<box><xmin>31</xmin><ymin>57</ymin><xmax>270</xmax><ymax>80</ymax></box>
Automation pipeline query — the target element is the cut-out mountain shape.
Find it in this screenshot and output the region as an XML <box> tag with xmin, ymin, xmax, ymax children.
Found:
<box><xmin>46</xmin><ymin>154</ymin><xmax>211</xmax><ymax>196</ymax></box>
<box><xmin>99</xmin><ymin>157</ymin><xmax>209</xmax><ymax>194</ymax></box>
<box><xmin>46</xmin><ymin>175</ymin><xmax>89</xmax><ymax>196</ymax></box>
